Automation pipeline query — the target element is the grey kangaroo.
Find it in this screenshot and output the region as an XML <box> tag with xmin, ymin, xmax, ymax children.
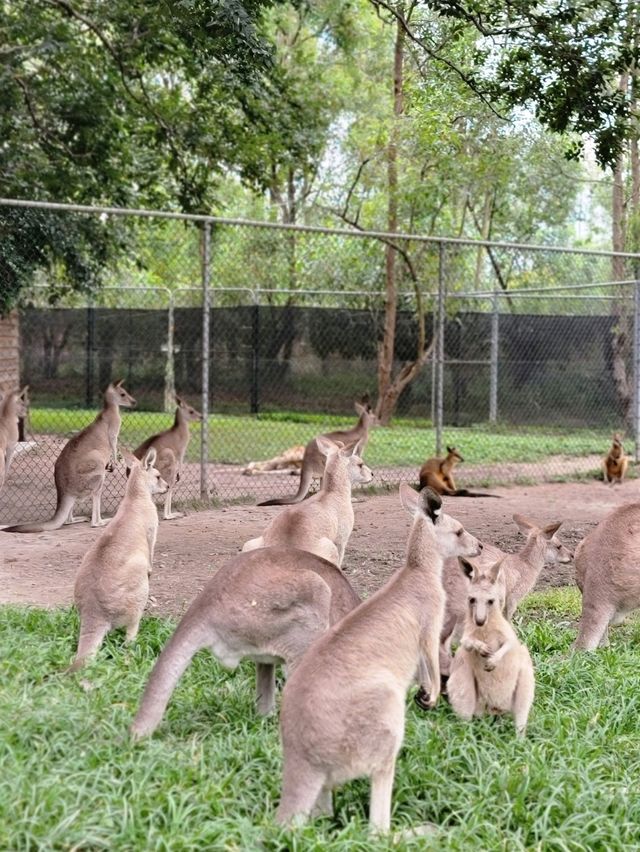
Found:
<box><xmin>0</xmin><ymin>385</ymin><xmax>28</xmax><ymax>491</ymax></box>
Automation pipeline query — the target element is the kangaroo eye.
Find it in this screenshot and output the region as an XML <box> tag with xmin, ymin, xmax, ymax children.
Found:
<box><xmin>469</xmin><ymin>597</ymin><xmax>476</xmax><ymax>605</ymax></box>
<box><xmin>488</xmin><ymin>599</ymin><xmax>495</xmax><ymax>606</ymax></box>
<box><xmin>456</xmin><ymin>529</ymin><xmax>463</xmax><ymax>537</ymax></box>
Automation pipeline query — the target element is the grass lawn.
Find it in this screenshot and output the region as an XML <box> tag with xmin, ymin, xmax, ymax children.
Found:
<box><xmin>3</xmin><ymin>589</ymin><xmax>640</xmax><ymax>849</ymax></box>
<box><xmin>29</xmin><ymin>407</ymin><xmax>618</xmax><ymax>468</ymax></box>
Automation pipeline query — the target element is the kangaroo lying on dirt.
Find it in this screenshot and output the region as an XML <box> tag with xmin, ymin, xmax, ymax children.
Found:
<box><xmin>574</xmin><ymin>500</ymin><xmax>640</xmax><ymax>649</ymax></box>
<box><xmin>130</xmin><ymin>547</ymin><xmax>361</xmax><ymax>739</ymax></box>
<box><xmin>242</xmin><ymin>444</ymin><xmax>305</xmax><ymax>476</ymax></box>
<box><xmin>133</xmin><ymin>395</ymin><xmax>202</xmax><ymax>520</ymax></box>
<box><xmin>419</xmin><ymin>446</ymin><xmax>499</xmax><ymax>497</ymax></box>
<box><xmin>602</xmin><ymin>433</ymin><xmax>628</xmax><ymax>484</ymax></box>
<box><xmin>0</xmin><ymin>386</ymin><xmax>28</xmax><ymax>491</ymax></box>
<box><xmin>275</xmin><ymin>485</ymin><xmax>481</xmax><ymax>832</ymax></box>
<box><xmin>258</xmin><ymin>396</ymin><xmax>377</xmax><ymax>506</ymax></box>
<box><xmin>243</xmin><ymin>439</ymin><xmax>373</xmax><ymax>567</ymax></box>
<box><xmin>439</xmin><ymin>514</ymin><xmax>570</xmax><ymax>679</ymax></box>
<box><xmin>3</xmin><ymin>381</ymin><xmax>136</xmax><ymax>533</ymax></box>
<box><xmin>67</xmin><ymin>449</ymin><xmax>168</xmax><ymax>672</ymax></box>
<box><xmin>448</xmin><ymin>557</ymin><xmax>535</xmax><ymax>736</ymax></box>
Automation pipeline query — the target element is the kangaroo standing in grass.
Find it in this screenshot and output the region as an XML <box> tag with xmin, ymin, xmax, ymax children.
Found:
<box><xmin>3</xmin><ymin>381</ymin><xmax>136</xmax><ymax>533</ymax></box>
<box><xmin>258</xmin><ymin>396</ymin><xmax>377</xmax><ymax>506</ymax></box>
<box><xmin>439</xmin><ymin>514</ymin><xmax>570</xmax><ymax>679</ymax></box>
<box><xmin>0</xmin><ymin>386</ymin><xmax>28</xmax><ymax>491</ymax></box>
<box><xmin>275</xmin><ymin>485</ymin><xmax>481</xmax><ymax>832</ymax></box>
<box><xmin>133</xmin><ymin>396</ymin><xmax>202</xmax><ymax>520</ymax></box>
<box><xmin>574</xmin><ymin>501</ymin><xmax>640</xmax><ymax>649</ymax></box>
<box><xmin>243</xmin><ymin>439</ymin><xmax>373</xmax><ymax>567</ymax></box>
<box><xmin>602</xmin><ymin>433</ymin><xmax>628</xmax><ymax>484</ymax></box>
<box><xmin>419</xmin><ymin>446</ymin><xmax>499</xmax><ymax>498</ymax></box>
<box><xmin>447</xmin><ymin>558</ymin><xmax>535</xmax><ymax>736</ymax></box>
<box><xmin>130</xmin><ymin>547</ymin><xmax>361</xmax><ymax>739</ymax></box>
<box><xmin>68</xmin><ymin>449</ymin><xmax>168</xmax><ymax>672</ymax></box>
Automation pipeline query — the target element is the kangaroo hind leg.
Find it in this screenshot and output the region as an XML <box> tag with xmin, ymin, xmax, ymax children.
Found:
<box><xmin>66</xmin><ymin>619</ymin><xmax>110</xmax><ymax>672</ymax></box>
<box><xmin>276</xmin><ymin>758</ymin><xmax>326</xmax><ymax>826</ymax></box>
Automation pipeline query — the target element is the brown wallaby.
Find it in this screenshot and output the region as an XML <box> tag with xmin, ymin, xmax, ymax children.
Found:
<box><xmin>67</xmin><ymin>448</ymin><xmax>168</xmax><ymax>672</ymax></box>
<box><xmin>258</xmin><ymin>396</ymin><xmax>377</xmax><ymax>506</ymax></box>
<box><xmin>419</xmin><ymin>446</ymin><xmax>499</xmax><ymax>498</ymax></box>
<box><xmin>130</xmin><ymin>547</ymin><xmax>361</xmax><ymax>739</ymax></box>
<box><xmin>602</xmin><ymin>433</ymin><xmax>628</xmax><ymax>484</ymax></box>
<box><xmin>0</xmin><ymin>385</ymin><xmax>28</xmax><ymax>491</ymax></box>
<box><xmin>3</xmin><ymin>380</ymin><xmax>136</xmax><ymax>533</ymax></box>
<box><xmin>242</xmin><ymin>444</ymin><xmax>305</xmax><ymax>476</ymax></box>
<box><xmin>242</xmin><ymin>439</ymin><xmax>373</xmax><ymax>567</ymax></box>
<box><xmin>275</xmin><ymin>485</ymin><xmax>481</xmax><ymax>832</ymax></box>
<box><xmin>133</xmin><ymin>395</ymin><xmax>202</xmax><ymax>520</ymax></box>
<box><xmin>574</xmin><ymin>500</ymin><xmax>640</xmax><ymax>649</ymax></box>
<box><xmin>447</xmin><ymin>557</ymin><xmax>535</xmax><ymax>736</ymax></box>
<box><xmin>439</xmin><ymin>514</ymin><xmax>570</xmax><ymax>679</ymax></box>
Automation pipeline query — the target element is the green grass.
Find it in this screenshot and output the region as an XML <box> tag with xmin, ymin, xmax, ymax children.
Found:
<box><xmin>3</xmin><ymin>592</ymin><xmax>640</xmax><ymax>849</ymax></box>
<box><xmin>29</xmin><ymin>407</ymin><xmax>617</xmax><ymax>468</ymax></box>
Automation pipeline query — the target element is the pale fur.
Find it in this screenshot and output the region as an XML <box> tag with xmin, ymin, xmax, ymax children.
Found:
<box><xmin>242</xmin><ymin>439</ymin><xmax>373</xmax><ymax>567</ymax></box>
<box><xmin>258</xmin><ymin>398</ymin><xmax>377</xmax><ymax>505</ymax></box>
<box><xmin>448</xmin><ymin>558</ymin><xmax>535</xmax><ymax>735</ymax></box>
<box><xmin>602</xmin><ymin>433</ymin><xmax>628</xmax><ymax>484</ymax></box>
<box><xmin>3</xmin><ymin>381</ymin><xmax>136</xmax><ymax>533</ymax></box>
<box><xmin>130</xmin><ymin>547</ymin><xmax>361</xmax><ymax>738</ymax></box>
<box><xmin>242</xmin><ymin>445</ymin><xmax>305</xmax><ymax>475</ymax></box>
<box><xmin>574</xmin><ymin>500</ymin><xmax>640</xmax><ymax>649</ymax></box>
<box><xmin>275</xmin><ymin>484</ymin><xmax>481</xmax><ymax>832</ymax></box>
<box><xmin>0</xmin><ymin>386</ymin><xmax>28</xmax><ymax>491</ymax></box>
<box><xmin>439</xmin><ymin>514</ymin><xmax>571</xmax><ymax>678</ymax></box>
<box><xmin>67</xmin><ymin>449</ymin><xmax>168</xmax><ymax>672</ymax></box>
<box><xmin>133</xmin><ymin>395</ymin><xmax>202</xmax><ymax>520</ymax></box>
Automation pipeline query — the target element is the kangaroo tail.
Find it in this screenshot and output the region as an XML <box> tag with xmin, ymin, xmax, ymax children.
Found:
<box><xmin>130</xmin><ymin>616</ymin><xmax>210</xmax><ymax>740</ymax></box>
<box><xmin>257</xmin><ymin>465</ymin><xmax>314</xmax><ymax>506</ymax></box>
<box><xmin>2</xmin><ymin>493</ymin><xmax>75</xmax><ymax>533</ymax></box>
<box><xmin>452</xmin><ymin>489</ymin><xmax>501</xmax><ymax>498</ymax></box>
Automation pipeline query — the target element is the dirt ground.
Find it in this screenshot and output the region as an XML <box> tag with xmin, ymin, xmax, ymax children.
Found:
<box><xmin>0</xmin><ymin>479</ymin><xmax>635</xmax><ymax>617</ymax></box>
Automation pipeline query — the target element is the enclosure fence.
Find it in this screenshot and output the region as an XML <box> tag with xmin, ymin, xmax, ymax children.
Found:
<box><xmin>2</xmin><ymin>197</ymin><xmax>640</xmax><ymax>523</ymax></box>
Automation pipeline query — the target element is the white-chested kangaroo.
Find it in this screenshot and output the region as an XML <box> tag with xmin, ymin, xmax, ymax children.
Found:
<box><xmin>67</xmin><ymin>448</ymin><xmax>168</xmax><ymax>672</ymax></box>
<box><xmin>258</xmin><ymin>396</ymin><xmax>377</xmax><ymax>506</ymax></box>
<box><xmin>133</xmin><ymin>395</ymin><xmax>202</xmax><ymax>520</ymax></box>
<box><xmin>448</xmin><ymin>557</ymin><xmax>535</xmax><ymax>735</ymax></box>
<box><xmin>3</xmin><ymin>380</ymin><xmax>136</xmax><ymax>533</ymax></box>
<box><xmin>130</xmin><ymin>547</ymin><xmax>361</xmax><ymax>739</ymax></box>
<box><xmin>0</xmin><ymin>385</ymin><xmax>28</xmax><ymax>491</ymax></box>
<box><xmin>275</xmin><ymin>485</ymin><xmax>481</xmax><ymax>832</ymax></box>
<box><xmin>243</xmin><ymin>438</ymin><xmax>373</xmax><ymax>567</ymax></box>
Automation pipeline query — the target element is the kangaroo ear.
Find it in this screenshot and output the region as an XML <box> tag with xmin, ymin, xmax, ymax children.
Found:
<box><xmin>354</xmin><ymin>402</ymin><xmax>366</xmax><ymax>416</ymax></box>
<box><xmin>513</xmin><ymin>513</ymin><xmax>535</xmax><ymax>535</ymax></box>
<box><xmin>542</xmin><ymin>521</ymin><xmax>562</xmax><ymax>539</ymax></box>
<box><xmin>399</xmin><ymin>482</ymin><xmax>420</xmax><ymax>514</ymax></box>
<box><xmin>143</xmin><ymin>448</ymin><xmax>157</xmax><ymax>469</ymax></box>
<box><xmin>114</xmin><ymin>378</ymin><xmax>124</xmax><ymax>387</ymax></box>
<box><xmin>316</xmin><ymin>436</ymin><xmax>337</xmax><ymax>457</ymax></box>
<box><xmin>175</xmin><ymin>395</ymin><xmax>183</xmax><ymax>406</ymax></box>
<box><xmin>419</xmin><ymin>486</ymin><xmax>442</xmax><ymax>523</ymax></box>
<box><xmin>486</xmin><ymin>560</ymin><xmax>503</xmax><ymax>584</ymax></box>
<box><xmin>447</xmin><ymin>445</ymin><xmax>454</xmax><ymax>454</ymax></box>
<box><xmin>459</xmin><ymin>557</ymin><xmax>476</xmax><ymax>580</ymax></box>
<box><xmin>20</xmin><ymin>385</ymin><xmax>29</xmax><ymax>398</ymax></box>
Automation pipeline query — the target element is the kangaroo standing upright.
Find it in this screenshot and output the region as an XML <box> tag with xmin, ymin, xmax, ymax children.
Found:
<box><xmin>0</xmin><ymin>386</ymin><xmax>28</xmax><ymax>491</ymax></box>
<box><xmin>602</xmin><ymin>433</ymin><xmax>628</xmax><ymax>484</ymax></box>
<box><xmin>447</xmin><ymin>557</ymin><xmax>535</xmax><ymax>735</ymax></box>
<box><xmin>133</xmin><ymin>396</ymin><xmax>202</xmax><ymax>520</ymax></box>
<box><xmin>275</xmin><ymin>485</ymin><xmax>481</xmax><ymax>832</ymax></box>
<box><xmin>68</xmin><ymin>448</ymin><xmax>168</xmax><ymax>672</ymax></box>
<box><xmin>258</xmin><ymin>396</ymin><xmax>377</xmax><ymax>506</ymax></box>
<box><xmin>3</xmin><ymin>381</ymin><xmax>136</xmax><ymax>533</ymax></box>
<box><xmin>243</xmin><ymin>439</ymin><xmax>373</xmax><ymax>566</ymax></box>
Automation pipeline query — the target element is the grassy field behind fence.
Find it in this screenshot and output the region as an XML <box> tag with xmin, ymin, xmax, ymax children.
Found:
<box><xmin>29</xmin><ymin>408</ymin><xmax>617</xmax><ymax>468</ymax></box>
<box><xmin>3</xmin><ymin>590</ymin><xmax>640</xmax><ymax>850</ymax></box>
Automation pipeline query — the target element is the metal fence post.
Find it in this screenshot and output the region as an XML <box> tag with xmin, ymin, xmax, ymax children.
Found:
<box><xmin>489</xmin><ymin>289</ymin><xmax>499</xmax><ymax>423</ymax></box>
<box><xmin>634</xmin><ymin>272</ymin><xmax>640</xmax><ymax>463</ymax></box>
<box><xmin>164</xmin><ymin>293</ymin><xmax>176</xmax><ymax>412</ymax></box>
<box><xmin>200</xmin><ymin>222</ymin><xmax>211</xmax><ymax>498</ymax></box>
<box><xmin>86</xmin><ymin>303</ymin><xmax>95</xmax><ymax>407</ymax></box>
<box><xmin>435</xmin><ymin>242</ymin><xmax>446</xmax><ymax>455</ymax></box>
<box><xmin>250</xmin><ymin>295</ymin><xmax>260</xmax><ymax>414</ymax></box>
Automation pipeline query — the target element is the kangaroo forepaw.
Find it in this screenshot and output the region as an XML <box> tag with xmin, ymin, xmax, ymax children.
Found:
<box><xmin>105</xmin><ymin>461</ymin><xmax>114</xmax><ymax>473</ymax></box>
<box><xmin>414</xmin><ymin>686</ymin><xmax>438</xmax><ymax>711</ymax></box>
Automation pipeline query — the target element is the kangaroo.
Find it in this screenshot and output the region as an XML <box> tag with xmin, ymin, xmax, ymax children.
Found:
<box><xmin>275</xmin><ymin>485</ymin><xmax>481</xmax><ymax>832</ymax></box>
<box><xmin>133</xmin><ymin>395</ymin><xmax>202</xmax><ymax>520</ymax></box>
<box><xmin>242</xmin><ymin>439</ymin><xmax>373</xmax><ymax>567</ymax></box>
<box><xmin>574</xmin><ymin>500</ymin><xmax>640</xmax><ymax>649</ymax></box>
<box><xmin>3</xmin><ymin>380</ymin><xmax>136</xmax><ymax>533</ymax></box>
<box><xmin>602</xmin><ymin>433</ymin><xmax>628</xmax><ymax>484</ymax></box>
<box><xmin>447</xmin><ymin>558</ymin><xmax>535</xmax><ymax>736</ymax></box>
<box><xmin>242</xmin><ymin>445</ymin><xmax>305</xmax><ymax>476</ymax></box>
<box><xmin>419</xmin><ymin>446</ymin><xmax>498</xmax><ymax>498</ymax></box>
<box><xmin>258</xmin><ymin>396</ymin><xmax>377</xmax><ymax>506</ymax></box>
<box><xmin>0</xmin><ymin>385</ymin><xmax>28</xmax><ymax>491</ymax></box>
<box><xmin>130</xmin><ymin>547</ymin><xmax>361</xmax><ymax>739</ymax></box>
<box><xmin>67</xmin><ymin>448</ymin><xmax>168</xmax><ymax>672</ymax></box>
<box><xmin>439</xmin><ymin>514</ymin><xmax>570</xmax><ymax>679</ymax></box>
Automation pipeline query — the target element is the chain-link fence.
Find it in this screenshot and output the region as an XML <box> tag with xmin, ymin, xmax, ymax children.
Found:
<box><xmin>1</xmin><ymin>198</ymin><xmax>639</xmax><ymax>524</ymax></box>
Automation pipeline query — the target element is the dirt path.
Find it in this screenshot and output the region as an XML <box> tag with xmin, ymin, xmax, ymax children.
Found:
<box><xmin>1</xmin><ymin>479</ymin><xmax>634</xmax><ymax>617</ymax></box>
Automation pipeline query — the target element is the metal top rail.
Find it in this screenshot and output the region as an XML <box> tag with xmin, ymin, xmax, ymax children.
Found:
<box><xmin>3</xmin><ymin>196</ymin><xmax>640</xmax><ymax>260</ymax></box>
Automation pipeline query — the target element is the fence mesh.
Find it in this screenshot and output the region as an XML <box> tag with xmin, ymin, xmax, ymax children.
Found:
<box><xmin>1</xmin><ymin>199</ymin><xmax>639</xmax><ymax>524</ymax></box>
